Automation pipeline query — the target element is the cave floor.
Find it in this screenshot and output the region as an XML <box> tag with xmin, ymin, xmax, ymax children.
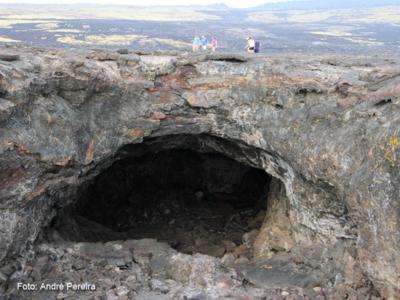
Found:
<box><xmin>6</xmin><ymin>239</ymin><xmax>323</xmax><ymax>300</ymax></box>
<box><xmin>53</xmin><ymin>195</ymin><xmax>267</xmax><ymax>259</ymax></box>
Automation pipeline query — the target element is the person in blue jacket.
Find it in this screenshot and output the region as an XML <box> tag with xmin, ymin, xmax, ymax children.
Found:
<box><xmin>201</xmin><ymin>35</ymin><xmax>208</xmax><ymax>50</ymax></box>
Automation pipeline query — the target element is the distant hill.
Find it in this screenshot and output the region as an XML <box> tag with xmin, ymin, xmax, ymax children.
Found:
<box><xmin>189</xmin><ymin>3</ymin><xmax>229</xmax><ymax>10</ymax></box>
<box><xmin>254</xmin><ymin>0</ymin><xmax>400</xmax><ymax>10</ymax></box>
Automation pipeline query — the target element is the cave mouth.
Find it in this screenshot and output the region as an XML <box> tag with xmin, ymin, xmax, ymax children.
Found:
<box><xmin>45</xmin><ymin>136</ymin><xmax>272</xmax><ymax>258</ymax></box>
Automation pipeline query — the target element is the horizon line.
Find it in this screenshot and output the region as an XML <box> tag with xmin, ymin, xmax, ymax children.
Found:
<box><xmin>0</xmin><ymin>1</ymin><xmax>294</xmax><ymax>9</ymax></box>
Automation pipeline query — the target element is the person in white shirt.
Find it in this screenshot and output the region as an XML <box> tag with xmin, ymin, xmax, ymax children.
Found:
<box><xmin>247</xmin><ymin>36</ymin><xmax>255</xmax><ymax>53</ymax></box>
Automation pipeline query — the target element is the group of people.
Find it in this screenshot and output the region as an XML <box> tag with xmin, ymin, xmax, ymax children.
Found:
<box><xmin>192</xmin><ymin>34</ymin><xmax>218</xmax><ymax>52</ymax></box>
<box><xmin>192</xmin><ymin>34</ymin><xmax>260</xmax><ymax>53</ymax></box>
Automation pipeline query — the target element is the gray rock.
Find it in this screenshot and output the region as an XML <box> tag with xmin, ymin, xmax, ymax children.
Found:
<box><xmin>0</xmin><ymin>98</ymin><xmax>15</xmax><ymax>122</ymax></box>
<box><xmin>0</xmin><ymin>271</ymin><xmax>7</xmax><ymax>284</ymax></box>
<box><xmin>106</xmin><ymin>290</ymin><xmax>118</xmax><ymax>300</ymax></box>
<box><xmin>183</xmin><ymin>290</ymin><xmax>207</xmax><ymax>300</ymax></box>
<box><xmin>150</xmin><ymin>279</ymin><xmax>170</xmax><ymax>294</ymax></box>
<box><xmin>221</xmin><ymin>253</ymin><xmax>235</xmax><ymax>267</ymax></box>
<box><xmin>117</xmin><ymin>49</ymin><xmax>129</xmax><ymax>55</ymax></box>
<box><xmin>116</xmin><ymin>285</ymin><xmax>129</xmax><ymax>296</ymax></box>
<box><xmin>0</xmin><ymin>262</ymin><xmax>15</xmax><ymax>276</ymax></box>
<box><xmin>0</xmin><ymin>54</ymin><xmax>19</xmax><ymax>61</ymax></box>
<box><xmin>107</xmin><ymin>258</ymin><xmax>126</xmax><ymax>267</ymax></box>
<box><xmin>0</xmin><ymin>46</ymin><xmax>399</xmax><ymax>299</ymax></box>
<box><xmin>134</xmin><ymin>292</ymin><xmax>172</xmax><ymax>300</ymax></box>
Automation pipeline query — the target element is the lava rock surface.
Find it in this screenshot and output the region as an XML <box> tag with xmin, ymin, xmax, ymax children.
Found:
<box><xmin>0</xmin><ymin>46</ymin><xmax>399</xmax><ymax>299</ymax></box>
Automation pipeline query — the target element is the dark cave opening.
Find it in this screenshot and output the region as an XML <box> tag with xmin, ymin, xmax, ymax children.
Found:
<box><xmin>46</xmin><ymin>136</ymin><xmax>272</xmax><ymax>257</ymax></box>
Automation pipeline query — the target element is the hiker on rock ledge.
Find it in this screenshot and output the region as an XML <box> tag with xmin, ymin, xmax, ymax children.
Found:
<box><xmin>211</xmin><ymin>36</ymin><xmax>218</xmax><ymax>52</ymax></box>
<box><xmin>201</xmin><ymin>35</ymin><xmax>208</xmax><ymax>50</ymax></box>
<box><xmin>192</xmin><ymin>34</ymin><xmax>201</xmax><ymax>52</ymax></box>
<box><xmin>247</xmin><ymin>36</ymin><xmax>255</xmax><ymax>53</ymax></box>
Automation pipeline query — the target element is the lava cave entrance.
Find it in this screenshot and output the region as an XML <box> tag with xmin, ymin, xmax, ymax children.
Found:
<box><xmin>47</xmin><ymin>136</ymin><xmax>272</xmax><ymax>257</ymax></box>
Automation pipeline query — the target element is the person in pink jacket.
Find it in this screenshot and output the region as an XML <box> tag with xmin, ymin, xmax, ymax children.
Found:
<box><xmin>211</xmin><ymin>36</ymin><xmax>218</xmax><ymax>52</ymax></box>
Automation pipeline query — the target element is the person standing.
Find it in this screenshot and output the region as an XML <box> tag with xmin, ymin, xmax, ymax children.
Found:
<box><xmin>211</xmin><ymin>36</ymin><xmax>218</xmax><ymax>52</ymax></box>
<box><xmin>192</xmin><ymin>34</ymin><xmax>201</xmax><ymax>52</ymax></box>
<box><xmin>247</xmin><ymin>36</ymin><xmax>255</xmax><ymax>53</ymax></box>
<box><xmin>201</xmin><ymin>35</ymin><xmax>208</xmax><ymax>51</ymax></box>
<box><xmin>254</xmin><ymin>40</ymin><xmax>261</xmax><ymax>53</ymax></box>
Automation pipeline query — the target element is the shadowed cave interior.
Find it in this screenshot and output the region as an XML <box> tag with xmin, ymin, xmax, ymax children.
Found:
<box><xmin>45</xmin><ymin>136</ymin><xmax>273</xmax><ymax>257</ymax></box>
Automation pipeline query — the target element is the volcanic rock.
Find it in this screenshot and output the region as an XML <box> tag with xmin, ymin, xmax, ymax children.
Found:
<box><xmin>0</xmin><ymin>46</ymin><xmax>399</xmax><ymax>299</ymax></box>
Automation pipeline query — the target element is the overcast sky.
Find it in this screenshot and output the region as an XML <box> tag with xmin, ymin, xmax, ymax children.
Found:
<box><xmin>0</xmin><ymin>0</ymin><xmax>299</xmax><ymax>8</ymax></box>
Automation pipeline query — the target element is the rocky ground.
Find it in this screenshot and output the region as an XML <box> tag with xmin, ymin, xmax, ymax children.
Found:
<box><xmin>6</xmin><ymin>239</ymin><xmax>341</xmax><ymax>300</ymax></box>
<box><xmin>47</xmin><ymin>185</ymin><xmax>268</xmax><ymax>259</ymax></box>
<box><xmin>0</xmin><ymin>46</ymin><xmax>399</xmax><ymax>299</ymax></box>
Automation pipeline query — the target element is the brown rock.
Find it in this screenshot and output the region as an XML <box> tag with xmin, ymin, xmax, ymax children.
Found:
<box><xmin>222</xmin><ymin>240</ymin><xmax>237</xmax><ymax>253</ymax></box>
<box><xmin>129</xmin><ymin>128</ymin><xmax>144</xmax><ymax>139</ymax></box>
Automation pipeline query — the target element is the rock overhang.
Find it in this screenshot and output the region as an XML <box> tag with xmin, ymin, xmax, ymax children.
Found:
<box><xmin>0</xmin><ymin>46</ymin><xmax>399</xmax><ymax>298</ymax></box>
